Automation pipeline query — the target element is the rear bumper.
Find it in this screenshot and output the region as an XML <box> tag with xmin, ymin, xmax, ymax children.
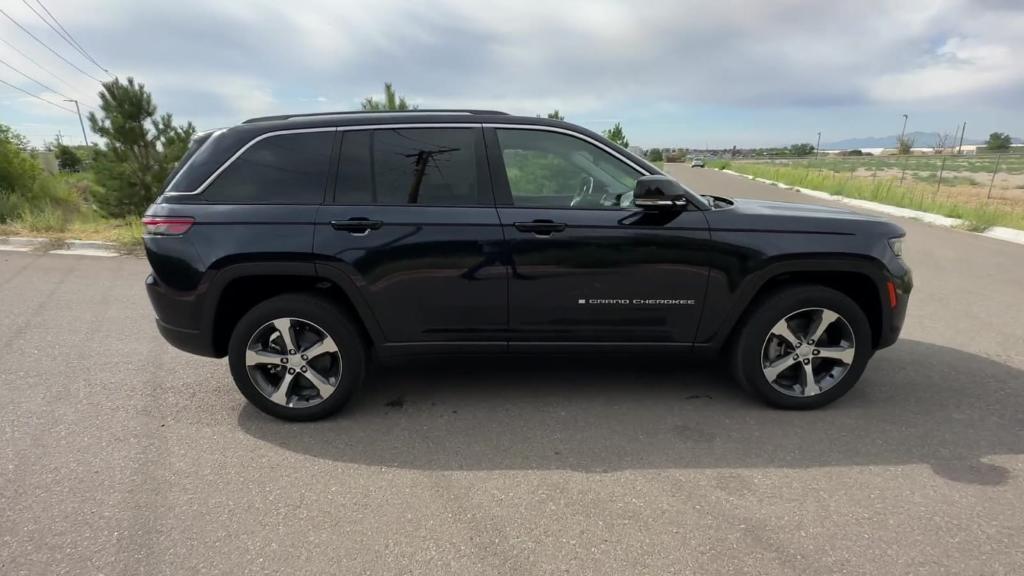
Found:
<box><xmin>154</xmin><ymin>317</ymin><xmax>218</xmax><ymax>357</ymax></box>
<box><xmin>146</xmin><ymin>273</ymin><xmax>220</xmax><ymax>358</ymax></box>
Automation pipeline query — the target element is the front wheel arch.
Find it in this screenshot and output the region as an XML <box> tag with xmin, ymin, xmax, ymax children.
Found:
<box><xmin>702</xmin><ymin>261</ymin><xmax>887</xmax><ymax>353</ymax></box>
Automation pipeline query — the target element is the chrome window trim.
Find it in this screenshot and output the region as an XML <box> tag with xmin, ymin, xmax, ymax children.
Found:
<box><xmin>164</xmin><ymin>128</ymin><xmax>227</xmax><ymax>192</ymax></box>
<box><xmin>483</xmin><ymin>123</ymin><xmax>650</xmax><ymax>176</ymax></box>
<box><xmin>164</xmin><ymin>122</ymin><xmax>648</xmax><ymax>196</ymax></box>
<box><xmin>164</xmin><ymin>127</ymin><xmax>339</xmax><ymax>195</ymax></box>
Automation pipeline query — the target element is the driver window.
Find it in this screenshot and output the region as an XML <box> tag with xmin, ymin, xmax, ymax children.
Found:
<box><xmin>496</xmin><ymin>128</ymin><xmax>642</xmax><ymax>208</ymax></box>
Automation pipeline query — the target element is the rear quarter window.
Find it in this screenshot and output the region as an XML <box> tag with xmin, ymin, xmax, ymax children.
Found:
<box><xmin>203</xmin><ymin>131</ymin><xmax>334</xmax><ymax>204</ymax></box>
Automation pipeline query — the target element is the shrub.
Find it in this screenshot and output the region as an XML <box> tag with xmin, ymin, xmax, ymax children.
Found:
<box><xmin>8</xmin><ymin>175</ymin><xmax>84</xmax><ymax>232</ymax></box>
<box><xmin>55</xmin><ymin>144</ymin><xmax>83</xmax><ymax>172</ymax></box>
<box><xmin>0</xmin><ymin>124</ymin><xmax>43</xmax><ymax>221</ymax></box>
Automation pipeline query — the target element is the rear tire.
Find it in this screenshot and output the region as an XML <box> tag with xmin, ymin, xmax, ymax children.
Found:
<box><xmin>228</xmin><ymin>293</ymin><xmax>366</xmax><ymax>421</ymax></box>
<box><xmin>731</xmin><ymin>285</ymin><xmax>872</xmax><ymax>409</ymax></box>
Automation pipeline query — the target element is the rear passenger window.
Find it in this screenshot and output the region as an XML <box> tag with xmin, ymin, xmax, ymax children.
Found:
<box><xmin>203</xmin><ymin>131</ymin><xmax>333</xmax><ymax>204</ymax></box>
<box><xmin>335</xmin><ymin>128</ymin><xmax>487</xmax><ymax>205</ymax></box>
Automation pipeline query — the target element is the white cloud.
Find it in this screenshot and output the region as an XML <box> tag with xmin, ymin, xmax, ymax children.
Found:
<box><xmin>869</xmin><ymin>34</ymin><xmax>1024</xmax><ymax>102</ymax></box>
<box><xmin>1</xmin><ymin>0</ymin><xmax>1022</xmax><ymax>143</ymax></box>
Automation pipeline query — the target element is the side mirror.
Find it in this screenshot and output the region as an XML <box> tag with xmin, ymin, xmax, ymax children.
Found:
<box><xmin>633</xmin><ymin>175</ymin><xmax>688</xmax><ymax>210</ymax></box>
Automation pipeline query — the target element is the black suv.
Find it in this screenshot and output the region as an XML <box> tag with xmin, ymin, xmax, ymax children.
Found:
<box><xmin>144</xmin><ymin>110</ymin><xmax>911</xmax><ymax>420</ymax></box>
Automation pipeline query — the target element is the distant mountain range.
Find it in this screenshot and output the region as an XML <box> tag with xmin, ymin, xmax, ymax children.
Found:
<box><xmin>820</xmin><ymin>131</ymin><xmax>1022</xmax><ymax>150</ymax></box>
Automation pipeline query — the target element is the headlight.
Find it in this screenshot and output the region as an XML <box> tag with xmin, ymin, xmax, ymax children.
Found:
<box><xmin>888</xmin><ymin>237</ymin><xmax>904</xmax><ymax>258</ymax></box>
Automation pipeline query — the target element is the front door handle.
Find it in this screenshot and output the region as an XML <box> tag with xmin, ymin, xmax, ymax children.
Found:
<box><xmin>514</xmin><ymin>220</ymin><xmax>567</xmax><ymax>236</ymax></box>
<box><xmin>330</xmin><ymin>219</ymin><xmax>383</xmax><ymax>235</ymax></box>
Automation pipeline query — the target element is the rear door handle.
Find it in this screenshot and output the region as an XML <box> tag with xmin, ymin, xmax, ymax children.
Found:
<box><xmin>330</xmin><ymin>219</ymin><xmax>382</xmax><ymax>235</ymax></box>
<box><xmin>513</xmin><ymin>220</ymin><xmax>567</xmax><ymax>236</ymax></box>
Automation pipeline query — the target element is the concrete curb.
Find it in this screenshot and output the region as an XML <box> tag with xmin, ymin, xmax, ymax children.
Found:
<box><xmin>0</xmin><ymin>237</ymin><xmax>122</xmax><ymax>257</ymax></box>
<box><xmin>49</xmin><ymin>240</ymin><xmax>120</xmax><ymax>257</ymax></box>
<box><xmin>718</xmin><ymin>169</ymin><xmax>1024</xmax><ymax>246</ymax></box>
<box><xmin>982</xmin><ymin>226</ymin><xmax>1024</xmax><ymax>245</ymax></box>
<box><xmin>0</xmin><ymin>237</ymin><xmax>48</xmax><ymax>251</ymax></box>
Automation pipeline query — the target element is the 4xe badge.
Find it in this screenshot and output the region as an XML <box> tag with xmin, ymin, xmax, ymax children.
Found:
<box><xmin>577</xmin><ymin>298</ymin><xmax>696</xmax><ymax>305</ymax></box>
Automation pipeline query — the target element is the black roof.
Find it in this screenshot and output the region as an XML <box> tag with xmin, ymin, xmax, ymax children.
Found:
<box><xmin>228</xmin><ymin>109</ymin><xmax>594</xmax><ymax>140</ymax></box>
<box><xmin>242</xmin><ymin>109</ymin><xmax>509</xmax><ymax>124</ymax></box>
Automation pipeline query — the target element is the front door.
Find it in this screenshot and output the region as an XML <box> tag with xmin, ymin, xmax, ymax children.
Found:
<box><xmin>314</xmin><ymin>126</ymin><xmax>507</xmax><ymax>344</ymax></box>
<box><xmin>488</xmin><ymin>127</ymin><xmax>710</xmax><ymax>343</ymax></box>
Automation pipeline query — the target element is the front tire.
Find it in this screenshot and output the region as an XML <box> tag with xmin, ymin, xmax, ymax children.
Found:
<box><xmin>731</xmin><ymin>285</ymin><xmax>872</xmax><ymax>409</ymax></box>
<box><xmin>228</xmin><ymin>293</ymin><xmax>366</xmax><ymax>421</ymax></box>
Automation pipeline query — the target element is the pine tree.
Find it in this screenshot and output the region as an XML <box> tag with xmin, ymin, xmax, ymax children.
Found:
<box><xmin>361</xmin><ymin>82</ymin><xmax>417</xmax><ymax>111</ymax></box>
<box><xmin>602</xmin><ymin>122</ymin><xmax>629</xmax><ymax>148</ymax></box>
<box><xmin>87</xmin><ymin>77</ymin><xmax>195</xmax><ymax>216</ymax></box>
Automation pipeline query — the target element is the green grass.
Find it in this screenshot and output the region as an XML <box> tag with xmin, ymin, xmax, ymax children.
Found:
<box><xmin>911</xmin><ymin>173</ymin><xmax>978</xmax><ymax>187</ymax></box>
<box><xmin>1</xmin><ymin>171</ymin><xmax>143</xmax><ymax>250</ymax></box>
<box><xmin>726</xmin><ymin>163</ymin><xmax>1024</xmax><ymax>232</ymax></box>
<box><xmin>0</xmin><ymin>212</ymin><xmax>142</xmax><ymax>249</ymax></box>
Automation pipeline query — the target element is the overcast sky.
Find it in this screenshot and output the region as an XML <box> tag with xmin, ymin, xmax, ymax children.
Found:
<box><xmin>2</xmin><ymin>0</ymin><xmax>1022</xmax><ymax>148</ymax></box>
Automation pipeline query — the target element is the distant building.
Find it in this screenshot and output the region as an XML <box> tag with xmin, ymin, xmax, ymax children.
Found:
<box><xmin>34</xmin><ymin>151</ymin><xmax>58</xmax><ymax>174</ymax></box>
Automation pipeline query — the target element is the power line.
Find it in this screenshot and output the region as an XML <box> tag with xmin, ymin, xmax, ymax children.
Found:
<box><xmin>22</xmin><ymin>0</ymin><xmax>110</xmax><ymax>76</ymax></box>
<box><xmin>0</xmin><ymin>47</ymin><xmax>98</xmax><ymax>111</ymax></box>
<box><xmin>0</xmin><ymin>36</ymin><xmax>76</xmax><ymax>91</ymax></box>
<box><xmin>0</xmin><ymin>8</ymin><xmax>104</xmax><ymax>83</ymax></box>
<box><xmin>34</xmin><ymin>0</ymin><xmax>107</xmax><ymax>73</ymax></box>
<box><xmin>0</xmin><ymin>76</ymin><xmax>77</xmax><ymax>114</ymax></box>
<box><xmin>0</xmin><ymin>55</ymin><xmax>73</xmax><ymax>101</ymax></box>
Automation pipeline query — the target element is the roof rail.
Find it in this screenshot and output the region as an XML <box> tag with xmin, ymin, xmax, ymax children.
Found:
<box><xmin>242</xmin><ymin>109</ymin><xmax>510</xmax><ymax>124</ymax></box>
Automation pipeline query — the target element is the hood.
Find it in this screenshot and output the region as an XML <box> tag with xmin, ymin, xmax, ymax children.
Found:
<box><xmin>708</xmin><ymin>197</ymin><xmax>903</xmax><ymax>237</ymax></box>
<box><xmin>730</xmin><ymin>197</ymin><xmax>879</xmax><ymax>219</ymax></box>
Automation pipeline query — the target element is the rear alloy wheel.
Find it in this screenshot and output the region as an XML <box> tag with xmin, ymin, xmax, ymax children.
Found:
<box><xmin>733</xmin><ymin>285</ymin><xmax>872</xmax><ymax>409</ymax></box>
<box><xmin>228</xmin><ymin>294</ymin><xmax>365</xmax><ymax>421</ymax></box>
<box><xmin>244</xmin><ymin>317</ymin><xmax>343</xmax><ymax>408</ymax></box>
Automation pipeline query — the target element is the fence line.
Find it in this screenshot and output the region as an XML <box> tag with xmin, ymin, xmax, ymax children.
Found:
<box><xmin>721</xmin><ymin>151</ymin><xmax>1023</xmax><ymax>202</ymax></box>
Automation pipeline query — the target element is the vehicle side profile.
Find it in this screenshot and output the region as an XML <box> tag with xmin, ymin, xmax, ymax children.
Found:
<box><xmin>143</xmin><ymin>110</ymin><xmax>911</xmax><ymax>421</ymax></box>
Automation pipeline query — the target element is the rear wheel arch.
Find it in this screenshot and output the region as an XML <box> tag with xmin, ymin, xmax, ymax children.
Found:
<box><xmin>208</xmin><ymin>268</ymin><xmax>379</xmax><ymax>357</ymax></box>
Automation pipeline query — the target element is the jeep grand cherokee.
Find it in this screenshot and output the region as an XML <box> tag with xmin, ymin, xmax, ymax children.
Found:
<box><xmin>143</xmin><ymin>110</ymin><xmax>911</xmax><ymax>421</ymax></box>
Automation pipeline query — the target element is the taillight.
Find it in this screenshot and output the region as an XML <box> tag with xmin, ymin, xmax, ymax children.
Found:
<box><xmin>142</xmin><ymin>216</ymin><xmax>194</xmax><ymax>236</ymax></box>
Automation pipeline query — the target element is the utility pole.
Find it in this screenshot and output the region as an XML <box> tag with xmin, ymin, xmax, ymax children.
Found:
<box><xmin>815</xmin><ymin>131</ymin><xmax>821</xmax><ymax>160</ymax></box>
<box><xmin>54</xmin><ymin>130</ymin><xmax>63</xmax><ymax>145</ymax></box>
<box><xmin>957</xmin><ymin>121</ymin><xmax>966</xmax><ymax>155</ymax></box>
<box><xmin>899</xmin><ymin>113</ymin><xmax>909</xmax><ymax>154</ymax></box>
<box><xmin>64</xmin><ymin>99</ymin><xmax>90</xmax><ymax>146</ymax></box>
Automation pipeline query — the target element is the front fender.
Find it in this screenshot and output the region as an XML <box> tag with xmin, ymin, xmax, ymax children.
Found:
<box><xmin>695</xmin><ymin>254</ymin><xmax>893</xmax><ymax>349</ymax></box>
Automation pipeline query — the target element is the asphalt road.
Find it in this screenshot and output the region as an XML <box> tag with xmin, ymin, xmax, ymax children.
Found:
<box><xmin>2</xmin><ymin>165</ymin><xmax>1023</xmax><ymax>575</ymax></box>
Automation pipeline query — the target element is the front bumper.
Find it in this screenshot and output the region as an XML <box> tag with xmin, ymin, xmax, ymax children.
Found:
<box><xmin>876</xmin><ymin>263</ymin><xmax>912</xmax><ymax>349</ymax></box>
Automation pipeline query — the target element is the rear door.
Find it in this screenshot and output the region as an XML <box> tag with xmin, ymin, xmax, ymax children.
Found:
<box><xmin>314</xmin><ymin>125</ymin><xmax>507</xmax><ymax>345</ymax></box>
<box><xmin>488</xmin><ymin>126</ymin><xmax>711</xmax><ymax>344</ymax></box>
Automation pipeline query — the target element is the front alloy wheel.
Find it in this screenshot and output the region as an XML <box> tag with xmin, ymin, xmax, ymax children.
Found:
<box><xmin>732</xmin><ymin>285</ymin><xmax>872</xmax><ymax>409</ymax></box>
<box><xmin>760</xmin><ymin>307</ymin><xmax>856</xmax><ymax>397</ymax></box>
